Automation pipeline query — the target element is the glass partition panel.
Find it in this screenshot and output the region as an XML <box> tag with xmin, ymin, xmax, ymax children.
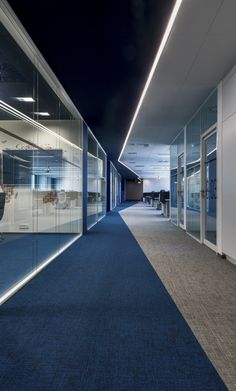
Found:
<box><xmin>186</xmin><ymin>112</ymin><xmax>201</xmax><ymax>239</ymax></box>
<box><xmin>117</xmin><ymin>174</ymin><xmax>122</xmax><ymax>205</ymax></box>
<box><xmin>204</xmin><ymin>131</ymin><xmax>217</xmax><ymax>245</ymax></box>
<box><xmin>110</xmin><ymin>164</ymin><xmax>115</xmax><ymax>209</ymax></box>
<box><xmin>170</xmin><ymin>168</ymin><xmax>178</xmax><ymax>224</ymax></box>
<box><xmin>170</xmin><ymin>142</ymin><xmax>177</xmax><ymax>223</ymax></box>
<box><xmin>87</xmin><ymin>132</ymin><xmax>106</xmax><ymax>228</ymax></box>
<box><xmin>0</xmin><ymin>21</ymin><xmax>82</xmax><ymax>299</ymax></box>
<box><xmin>177</xmin><ymin>129</ymin><xmax>184</xmax><ymax>156</ymax></box>
<box><xmin>87</xmin><ymin>151</ymin><xmax>98</xmax><ymax>228</ymax></box>
<box><xmin>110</xmin><ymin>163</ymin><xmax>121</xmax><ymax>209</ymax></box>
<box><xmin>201</xmin><ymin>90</ymin><xmax>217</xmax><ymax>134</ymax></box>
<box><xmin>179</xmin><ymin>153</ymin><xmax>185</xmax><ymax>226</ymax></box>
<box><xmin>0</xmin><ymin>124</ymin><xmax>37</xmax><ymax>295</ymax></box>
<box><xmin>0</xmin><ymin>23</ymin><xmax>36</xmax><ymax>118</ymax></box>
<box><xmin>97</xmin><ymin>146</ymin><xmax>106</xmax><ymax>220</ymax></box>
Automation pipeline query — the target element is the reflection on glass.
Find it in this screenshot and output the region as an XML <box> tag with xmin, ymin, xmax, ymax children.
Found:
<box><xmin>170</xmin><ymin>91</ymin><xmax>217</xmax><ymax>241</ymax></box>
<box><xmin>171</xmin><ymin>168</ymin><xmax>177</xmax><ymax>224</ymax></box>
<box><xmin>204</xmin><ymin>132</ymin><xmax>217</xmax><ymax>245</ymax></box>
<box><xmin>201</xmin><ymin>90</ymin><xmax>217</xmax><ymax>134</ymax></box>
<box><xmin>186</xmin><ymin>163</ymin><xmax>200</xmax><ymax>239</ymax></box>
<box><xmin>87</xmin><ymin>131</ymin><xmax>106</xmax><ymax>229</ymax></box>
<box><xmin>110</xmin><ymin>163</ymin><xmax>121</xmax><ymax>210</ymax></box>
<box><xmin>87</xmin><ymin>151</ymin><xmax>98</xmax><ymax>228</ymax></box>
<box><xmin>178</xmin><ymin>154</ymin><xmax>184</xmax><ymax>226</ymax></box>
<box><xmin>170</xmin><ymin>132</ymin><xmax>184</xmax><ymax>224</ymax></box>
<box><xmin>117</xmin><ymin>174</ymin><xmax>122</xmax><ymax>205</ymax></box>
<box><xmin>0</xmin><ymin>21</ymin><xmax>83</xmax><ymax>299</ymax></box>
<box><xmin>186</xmin><ymin>112</ymin><xmax>201</xmax><ymax>239</ymax></box>
<box><xmin>177</xmin><ymin>130</ymin><xmax>184</xmax><ymax>156</ymax></box>
<box><xmin>98</xmin><ymin>146</ymin><xmax>106</xmax><ymax>219</ymax></box>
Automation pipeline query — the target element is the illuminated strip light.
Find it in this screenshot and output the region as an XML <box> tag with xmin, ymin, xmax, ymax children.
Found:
<box><xmin>118</xmin><ymin>0</ymin><xmax>183</xmax><ymax>164</ymax></box>
<box><xmin>0</xmin><ymin>235</ymin><xmax>80</xmax><ymax>306</ymax></box>
<box><xmin>0</xmin><ymin>100</ymin><xmax>82</xmax><ymax>151</ymax></box>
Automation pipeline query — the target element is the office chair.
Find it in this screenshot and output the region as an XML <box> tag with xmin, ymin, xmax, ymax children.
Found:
<box><xmin>0</xmin><ymin>192</ymin><xmax>6</xmax><ymax>241</ymax></box>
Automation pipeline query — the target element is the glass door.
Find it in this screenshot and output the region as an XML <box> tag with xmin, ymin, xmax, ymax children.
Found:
<box><xmin>201</xmin><ymin>129</ymin><xmax>217</xmax><ymax>249</ymax></box>
<box><xmin>178</xmin><ymin>153</ymin><xmax>185</xmax><ymax>228</ymax></box>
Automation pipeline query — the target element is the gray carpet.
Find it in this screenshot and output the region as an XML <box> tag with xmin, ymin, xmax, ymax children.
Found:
<box><xmin>120</xmin><ymin>203</ymin><xmax>236</xmax><ymax>391</ymax></box>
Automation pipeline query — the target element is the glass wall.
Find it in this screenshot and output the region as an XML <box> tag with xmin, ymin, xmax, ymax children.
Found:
<box><xmin>117</xmin><ymin>173</ymin><xmax>122</xmax><ymax>205</ymax></box>
<box><xmin>0</xmin><ymin>21</ymin><xmax>83</xmax><ymax>298</ymax></box>
<box><xmin>98</xmin><ymin>145</ymin><xmax>107</xmax><ymax>219</ymax></box>
<box><xmin>186</xmin><ymin>112</ymin><xmax>201</xmax><ymax>239</ymax></box>
<box><xmin>170</xmin><ymin>90</ymin><xmax>217</xmax><ymax>241</ymax></box>
<box><xmin>87</xmin><ymin>131</ymin><xmax>106</xmax><ymax>229</ymax></box>
<box><xmin>110</xmin><ymin>162</ymin><xmax>121</xmax><ymax>210</ymax></box>
<box><xmin>170</xmin><ymin>134</ymin><xmax>179</xmax><ymax>224</ymax></box>
<box><xmin>186</xmin><ymin>90</ymin><xmax>217</xmax><ymax>240</ymax></box>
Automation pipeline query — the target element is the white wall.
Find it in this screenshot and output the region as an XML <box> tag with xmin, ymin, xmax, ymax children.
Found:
<box><xmin>143</xmin><ymin>177</ymin><xmax>169</xmax><ymax>193</ymax></box>
<box><xmin>221</xmin><ymin>64</ymin><xmax>236</xmax><ymax>261</ymax></box>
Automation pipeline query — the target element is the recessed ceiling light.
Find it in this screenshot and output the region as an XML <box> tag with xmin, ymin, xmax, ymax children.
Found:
<box><xmin>16</xmin><ymin>97</ymin><xmax>35</xmax><ymax>102</ymax></box>
<box><xmin>34</xmin><ymin>112</ymin><xmax>50</xmax><ymax>116</ymax></box>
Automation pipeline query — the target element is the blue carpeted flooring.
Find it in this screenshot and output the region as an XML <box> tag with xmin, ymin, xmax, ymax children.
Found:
<box><xmin>0</xmin><ymin>203</ymin><xmax>227</xmax><ymax>391</ymax></box>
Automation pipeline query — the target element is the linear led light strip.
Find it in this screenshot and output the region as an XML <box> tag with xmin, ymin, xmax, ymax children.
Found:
<box><xmin>0</xmin><ymin>235</ymin><xmax>80</xmax><ymax>306</ymax></box>
<box><xmin>118</xmin><ymin>0</ymin><xmax>183</xmax><ymax>164</ymax></box>
<box><xmin>0</xmin><ymin>100</ymin><xmax>82</xmax><ymax>151</ymax></box>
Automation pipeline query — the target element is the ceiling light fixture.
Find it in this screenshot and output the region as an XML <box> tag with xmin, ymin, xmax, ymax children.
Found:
<box><xmin>16</xmin><ymin>97</ymin><xmax>35</xmax><ymax>102</ymax></box>
<box><xmin>118</xmin><ymin>0</ymin><xmax>183</xmax><ymax>166</ymax></box>
<box><xmin>34</xmin><ymin>112</ymin><xmax>50</xmax><ymax>116</ymax></box>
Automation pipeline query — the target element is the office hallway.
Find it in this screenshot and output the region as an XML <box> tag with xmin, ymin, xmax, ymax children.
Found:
<box><xmin>0</xmin><ymin>203</ymin><xmax>228</xmax><ymax>391</ymax></box>
<box><xmin>121</xmin><ymin>203</ymin><xmax>236</xmax><ymax>391</ymax></box>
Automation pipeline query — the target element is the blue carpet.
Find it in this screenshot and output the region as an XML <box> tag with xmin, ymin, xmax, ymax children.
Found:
<box><xmin>0</xmin><ymin>203</ymin><xmax>227</xmax><ymax>391</ymax></box>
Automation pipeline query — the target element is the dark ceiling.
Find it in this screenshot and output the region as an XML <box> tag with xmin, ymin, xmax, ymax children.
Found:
<box><xmin>7</xmin><ymin>0</ymin><xmax>175</xmax><ymax>178</ymax></box>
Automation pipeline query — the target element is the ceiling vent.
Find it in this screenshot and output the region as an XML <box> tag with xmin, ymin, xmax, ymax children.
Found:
<box><xmin>128</xmin><ymin>152</ymin><xmax>137</xmax><ymax>155</ymax></box>
<box><xmin>138</xmin><ymin>143</ymin><xmax>150</xmax><ymax>147</ymax></box>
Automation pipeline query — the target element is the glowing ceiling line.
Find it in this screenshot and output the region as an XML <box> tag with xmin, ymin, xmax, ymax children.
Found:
<box><xmin>118</xmin><ymin>0</ymin><xmax>183</xmax><ymax>170</ymax></box>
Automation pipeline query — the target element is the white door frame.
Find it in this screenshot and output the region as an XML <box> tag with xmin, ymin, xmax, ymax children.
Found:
<box><xmin>200</xmin><ymin>123</ymin><xmax>217</xmax><ymax>252</ymax></box>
